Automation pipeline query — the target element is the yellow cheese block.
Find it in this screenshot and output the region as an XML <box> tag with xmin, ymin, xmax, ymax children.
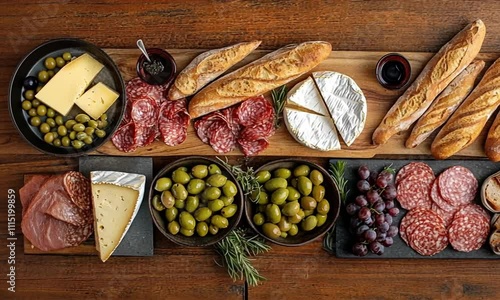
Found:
<box><xmin>35</xmin><ymin>53</ymin><xmax>104</xmax><ymax>116</ymax></box>
<box><xmin>91</xmin><ymin>180</ymin><xmax>142</xmax><ymax>262</ymax></box>
<box><xmin>75</xmin><ymin>82</ymin><xmax>119</xmax><ymax>120</ymax></box>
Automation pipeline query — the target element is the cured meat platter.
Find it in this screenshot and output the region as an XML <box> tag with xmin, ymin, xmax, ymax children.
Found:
<box><xmin>334</xmin><ymin>158</ymin><xmax>499</xmax><ymax>259</ymax></box>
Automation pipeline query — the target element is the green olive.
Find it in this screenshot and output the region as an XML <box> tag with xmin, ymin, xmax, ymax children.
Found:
<box><xmin>35</xmin><ymin>86</ymin><xmax>42</xmax><ymax>93</ymax></box>
<box><xmin>28</xmin><ymin>108</ymin><xmax>37</xmax><ymax>117</ymax></box>
<box><xmin>88</xmin><ymin>120</ymin><xmax>98</xmax><ymax>129</ymax></box>
<box><xmin>187</xmin><ymin>179</ymin><xmax>205</xmax><ymax>195</ymax></box>
<box><xmin>211</xmin><ymin>215</ymin><xmax>229</xmax><ymax>229</ymax></box>
<box><xmin>32</xmin><ymin>99</ymin><xmax>40</xmax><ymax>108</ymax></box>
<box><xmin>288</xmin><ymin>224</ymin><xmax>299</xmax><ymax>236</ymax></box>
<box><xmin>278</xmin><ymin>216</ymin><xmax>292</xmax><ymax>232</ymax></box>
<box><xmin>44</xmin><ymin>57</ymin><xmax>56</xmax><ymax>69</ymax></box>
<box><xmin>161</xmin><ymin>190</ymin><xmax>175</xmax><ymax>208</ymax></box>
<box><xmin>174</xmin><ymin>199</ymin><xmax>185</xmax><ymax>209</ymax></box>
<box><xmin>65</xmin><ymin>120</ymin><xmax>77</xmax><ymax>129</ymax></box>
<box><xmin>69</xmin><ymin>131</ymin><xmax>77</xmax><ymax>140</ymax></box>
<box><xmin>43</xmin><ymin>132</ymin><xmax>54</xmax><ymax>143</ymax></box>
<box><xmin>84</xmin><ymin>127</ymin><xmax>95</xmax><ymax>136</ymax></box>
<box><xmin>191</xmin><ymin>165</ymin><xmax>208</xmax><ymax>179</ymax></box>
<box><xmin>221</xmin><ymin>204</ymin><xmax>237</xmax><ymax>218</ymax></box>
<box><xmin>317</xmin><ymin>199</ymin><xmax>330</xmax><ymax>215</ymax></box>
<box><xmin>282</xmin><ymin>201</ymin><xmax>300</xmax><ymax>217</ymax></box>
<box><xmin>95</xmin><ymin>129</ymin><xmax>106</xmax><ymax>138</ymax></box>
<box><xmin>47</xmin><ymin>70</ymin><xmax>55</xmax><ymax>78</ymax></box>
<box><xmin>55</xmin><ymin>57</ymin><xmax>65</xmax><ymax>68</ymax></box>
<box><xmin>46</xmin><ymin>118</ymin><xmax>56</xmax><ymax>128</ymax></box>
<box><xmin>312</xmin><ymin>185</ymin><xmax>325</xmax><ymax>201</ymax></box>
<box><xmin>271</xmin><ymin>188</ymin><xmax>289</xmax><ymax>205</ymax></box>
<box><xmin>266</xmin><ymin>204</ymin><xmax>281</xmax><ymax>224</ymax></box>
<box><xmin>274</xmin><ymin>168</ymin><xmax>292</xmax><ymax>179</ymax></box>
<box><xmin>208</xmin><ymin>199</ymin><xmax>224</xmax><ymax>212</ymax></box>
<box><xmin>208</xmin><ymin>164</ymin><xmax>222</xmax><ymax>175</ymax></box>
<box><xmin>165</xmin><ymin>207</ymin><xmax>178</xmax><ymax>222</ymax></box>
<box><xmin>54</xmin><ymin>115</ymin><xmax>64</xmax><ymax>125</ymax></box>
<box><xmin>38</xmin><ymin>70</ymin><xmax>49</xmax><ymax>83</ymax></box>
<box><xmin>100</xmin><ymin>113</ymin><xmax>108</xmax><ymax>122</ymax></box>
<box><xmin>36</xmin><ymin>104</ymin><xmax>47</xmax><ymax>116</ymax></box>
<box><xmin>285</xmin><ymin>186</ymin><xmax>300</xmax><ymax>201</ymax></box>
<box><xmin>297</xmin><ymin>176</ymin><xmax>313</xmax><ymax>196</ymax></box>
<box><xmin>301</xmin><ymin>215</ymin><xmax>318</xmax><ymax>231</ymax></box>
<box><xmin>202</xmin><ymin>187</ymin><xmax>221</xmax><ymax>201</ymax></box>
<box><xmin>194</xmin><ymin>207</ymin><xmax>212</xmax><ymax>222</ymax></box>
<box><xmin>57</xmin><ymin>125</ymin><xmax>67</xmax><ymax>136</ymax></box>
<box><xmin>303</xmin><ymin>209</ymin><xmax>314</xmax><ymax>217</ymax></box>
<box><xmin>222</xmin><ymin>181</ymin><xmax>238</xmax><ymax>198</ymax></box>
<box><xmin>97</xmin><ymin>120</ymin><xmax>108</xmax><ymax>129</ymax></box>
<box><xmin>53</xmin><ymin>138</ymin><xmax>62</xmax><ymax>147</ymax></box>
<box><xmin>209</xmin><ymin>224</ymin><xmax>219</xmax><ymax>235</ymax></box>
<box><xmin>62</xmin><ymin>52</ymin><xmax>72</xmax><ymax>61</ymax></box>
<box><xmin>264</xmin><ymin>178</ymin><xmax>288</xmax><ymax>192</ymax></box>
<box><xmin>22</xmin><ymin>100</ymin><xmax>32</xmax><ymax>110</ymax></box>
<box><xmin>253</xmin><ymin>213</ymin><xmax>265</xmax><ymax>226</ymax></box>
<box><xmin>152</xmin><ymin>194</ymin><xmax>165</xmax><ymax>211</ymax></box>
<box><xmin>309</xmin><ymin>169</ymin><xmax>324</xmax><ymax>185</ymax></box>
<box><xmin>196</xmin><ymin>222</ymin><xmax>209</xmax><ymax>237</ymax></box>
<box><xmin>51</xmin><ymin>132</ymin><xmax>58</xmax><ymax>139</ymax></box>
<box><xmin>316</xmin><ymin>214</ymin><xmax>327</xmax><ymax>227</ymax></box>
<box><xmin>301</xmin><ymin>196</ymin><xmax>317</xmax><ymax>210</ymax></box>
<box><xmin>61</xmin><ymin>136</ymin><xmax>70</xmax><ymax>147</ymax></box>
<box><xmin>75</xmin><ymin>114</ymin><xmax>90</xmax><ymax>123</ymax></box>
<box><xmin>168</xmin><ymin>221</ymin><xmax>180</xmax><ymax>235</ymax></box>
<box><xmin>172</xmin><ymin>169</ymin><xmax>191</xmax><ymax>184</ymax></box>
<box><xmin>82</xmin><ymin>136</ymin><xmax>93</xmax><ymax>145</ymax></box>
<box><xmin>39</xmin><ymin>123</ymin><xmax>51</xmax><ymax>134</ymax></box>
<box><xmin>256</xmin><ymin>170</ymin><xmax>272</xmax><ymax>184</ymax></box>
<box><xmin>220</xmin><ymin>195</ymin><xmax>234</xmax><ymax>206</ymax></box>
<box><xmin>207</xmin><ymin>174</ymin><xmax>227</xmax><ymax>188</ymax></box>
<box><xmin>76</xmin><ymin>132</ymin><xmax>88</xmax><ymax>141</ymax></box>
<box><xmin>262</xmin><ymin>223</ymin><xmax>281</xmax><ymax>239</ymax></box>
<box><xmin>293</xmin><ymin>165</ymin><xmax>310</xmax><ymax>177</ymax></box>
<box><xmin>185</xmin><ymin>195</ymin><xmax>200</xmax><ymax>213</ymax></box>
<box><xmin>179</xmin><ymin>211</ymin><xmax>196</xmax><ymax>230</ymax></box>
<box><xmin>155</xmin><ymin>177</ymin><xmax>172</xmax><ymax>192</ymax></box>
<box><xmin>288</xmin><ymin>210</ymin><xmax>305</xmax><ymax>224</ymax></box>
<box><xmin>280</xmin><ymin>232</ymin><xmax>288</xmax><ymax>238</ymax></box>
<box><xmin>46</xmin><ymin>108</ymin><xmax>55</xmax><ymax>118</ymax></box>
<box><xmin>30</xmin><ymin>116</ymin><xmax>41</xmax><ymax>127</ymax></box>
<box><xmin>72</xmin><ymin>123</ymin><xmax>85</xmax><ymax>132</ymax></box>
<box><xmin>180</xmin><ymin>228</ymin><xmax>194</xmax><ymax>237</ymax></box>
<box><xmin>253</xmin><ymin>191</ymin><xmax>269</xmax><ymax>205</ymax></box>
<box><xmin>24</xmin><ymin>90</ymin><xmax>35</xmax><ymax>100</ymax></box>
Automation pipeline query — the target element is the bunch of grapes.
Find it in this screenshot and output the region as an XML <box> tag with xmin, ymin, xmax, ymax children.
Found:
<box><xmin>346</xmin><ymin>165</ymin><xmax>400</xmax><ymax>256</ymax></box>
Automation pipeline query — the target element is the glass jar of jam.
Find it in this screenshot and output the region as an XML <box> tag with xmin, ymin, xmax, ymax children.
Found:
<box><xmin>375</xmin><ymin>53</ymin><xmax>411</xmax><ymax>90</ymax></box>
<box><xmin>136</xmin><ymin>48</ymin><xmax>177</xmax><ymax>86</ymax></box>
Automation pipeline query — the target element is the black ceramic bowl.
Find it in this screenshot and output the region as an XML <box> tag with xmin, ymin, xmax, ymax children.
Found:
<box><xmin>8</xmin><ymin>38</ymin><xmax>126</xmax><ymax>156</ymax></box>
<box><xmin>149</xmin><ymin>156</ymin><xmax>244</xmax><ymax>247</ymax></box>
<box><xmin>136</xmin><ymin>48</ymin><xmax>176</xmax><ymax>86</ymax></box>
<box><xmin>245</xmin><ymin>159</ymin><xmax>341</xmax><ymax>246</ymax></box>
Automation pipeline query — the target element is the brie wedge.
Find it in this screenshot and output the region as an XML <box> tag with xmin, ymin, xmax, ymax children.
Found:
<box><xmin>90</xmin><ymin>171</ymin><xmax>146</xmax><ymax>262</ymax></box>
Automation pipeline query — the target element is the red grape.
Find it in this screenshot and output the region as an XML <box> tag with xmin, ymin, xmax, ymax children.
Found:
<box><xmin>356</xmin><ymin>224</ymin><xmax>369</xmax><ymax>236</ymax></box>
<box><xmin>346</xmin><ymin>203</ymin><xmax>360</xmax><ymax>215</ymax></box>
<box><xmin>364</xmin><ymin>217</ymin><xmax>374</xmax><ymax>226</ymax></box>
<box><xmin>366</xmin><ymin>189</ymin><xmax>380</xmax><ymax>204</ymax></box>
<box><xmin>364</xmin><ymin>229</ymin><xmax>377</xmax><ymax>243</ymax></box>
<box><xmin>373</xmin><ymin>200</ymin><xmax>386</xmax><ymax>213</ymax></box>
<box><xmin>379</xmin><ymin>169</ymin><xmax>394</xmax><ymax>183</ymax></box>
<box><xmin>387</xmin><ymin>225</ymin><xmax>399</xmax><ymax>238</ymax></box>
<box><xmin>354</xmin><ymin>195</ymin><xmax>368</xmax><ymax>207</ymax></box>
<box><xmin>376</xmin><ymin>175</ymin><xmax>388</xmax><ymax>189</ymax></box>
<box><xmin>358</xmin><ymin>207</ymin><xmax>371</xmax><ymax>220</ymax></box>
<box><xmin>382</xmin><ymin>237</ymin><xmax>394</xmax><ymax>247</ymax></box>
<box><xmin>352</xmin><ymin>243</ymin><xmax>368</xmax><ymax>256</ymax></box>
<box><xmin>384</xmin><ymin>199</ymin><xmax>395</xmax><ymax>210</ymax></box>
<box><xmin>376</xmin><ymin>231</ymin><xmax>387</xmax><ymax>241</ymax></box>
<box><xmin>388</xmin><ymin>207</ymin><xmax>400</xmax><ymax>217</ymax></box>
<box><xmin>378</xmin><ymin>221</ymin><xmax>390</xmax><ymax>233</ymax></box>
<box><xmin>384</xmin><ymin>213</ymin><xmax>393</xmax><ymax>225</ymax></box>
<box><xmin>357</xmin><ymin>165</ymin><xmax>370</xmax><ymax>180</ymax></box>
<box><xmin>374</xmin><ymin>213</ymin><xmax>385</xmax><ymax>226</ymax></box>
<box><xmin>382</xmin><ymin>185</ymin><xmax>397</xmax><ymax>200</ymax></box>
<box><xmin>357</xmin><ymin>180</ymin><xmax>370</xmax><ymax>193</ymax></box>
<box><xmin>368</xmin><ymin>241</ymin><xmax>384</xmax><ymax>255</ymax></box>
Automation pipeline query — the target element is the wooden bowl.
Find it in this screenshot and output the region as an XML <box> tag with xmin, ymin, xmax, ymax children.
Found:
<box><xmin>149</xmin><ymin>156</ymin><xmax>243</xmax><ymax>247</ymax></box>
<box><xmin>245</xmin><ymin>159</ymin><xmax>341</xmax><ymax>246</ymax></box>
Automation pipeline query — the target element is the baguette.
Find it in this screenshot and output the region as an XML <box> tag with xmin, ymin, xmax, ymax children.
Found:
<box><xmin>188</xmin><ymin>41</ymin><xmax>332</xmax><ymax>118</ymax></box>
<box><xmin>372</xmin><ymin>19</ymin><xmax>486</xmax><ymax>145</ymax></box>
<box><xmin>431</xmin><ymin>57</ymin><xmax>500</xmax><ymax>159</ymax></box>
<box><xmin>167</xmin><ymin>41</ymin><xmax>261</xmax><ymax>100</ymax></box>
<box><xmin>406</xmin><ymin>60</ymin><xmax>485</xmax><ymax>148</ymax></box>
<box><xmin>485</xmin><ymin>108</ymin><xmax>500</xmax><ymax>161</ymax></box>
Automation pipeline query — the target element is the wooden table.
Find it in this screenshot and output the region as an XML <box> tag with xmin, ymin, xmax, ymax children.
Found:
<box><xmin>1</xmin><ymin>1</ymin><xmax>500</xmax><ymax>299</ymax></box>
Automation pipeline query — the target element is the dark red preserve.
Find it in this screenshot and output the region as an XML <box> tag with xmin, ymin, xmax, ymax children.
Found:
<box><xmin>375</xmin><ymin>53</ymin><xmax>411</xmax><ymax>90</ymax></box>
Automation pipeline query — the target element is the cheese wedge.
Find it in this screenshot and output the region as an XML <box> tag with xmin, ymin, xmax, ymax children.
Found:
<box><xmin>35</xmin><ymin>53</ymin><xmax>104</xmax><ymax>116</ymax></box>
<box><xmin>90</xmin><ymin>171</ymin><xmax>145</xmax><ymax>262</ymax></box>
<box><xmin>283</xmin><ymin>107</ymin><xmax>341</xmax><ymax>151</ymax></box>
<box><xmin>75</xmin><ymin>82</ymin><xmax>119</xmax><ymax>120</ymax></box>
<box><xmin>287</xmin><ymin>76</ymin><xmax>328</xmax><ymax>115</ymax></box>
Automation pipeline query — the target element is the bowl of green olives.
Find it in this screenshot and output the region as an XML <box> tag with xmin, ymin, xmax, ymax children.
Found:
<box><xmin>245</xmin><ymin>159</ymin><xmax>341</xmax><ymax>246</ymax></box>
<box><xmin>149</xmin><ymin>156</ymin><xmax>244</xmax><ymax>247</ymax></box>
<box><xmin>8</xmin><ymin>38</ymin><xmax>126</xmax><ymax>156</ymax></box>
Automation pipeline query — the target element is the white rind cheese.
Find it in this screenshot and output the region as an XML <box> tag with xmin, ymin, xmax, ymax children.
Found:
<box><xmin>90</xmin><ymin>171</ymin><xmax>146</xmax><ymax>262</ymax></box>
<box><xmin>286</xmin><ymin>76</ymin><xmax>328</xmax><ymax>115</ymax></box>
<box><xmin>75</xmin><ymin>82</ymin><xmax>119</xmax><ymax>120</ymax></box>
<box><xmin>312</xmin><ymin>71</ymin><xmax>367</xmax><ymax>146</ymax></box>
<box><xmin>283</xmin><ymin>107</ymin><xmax>341</xmax><ymax>151</ymax></box>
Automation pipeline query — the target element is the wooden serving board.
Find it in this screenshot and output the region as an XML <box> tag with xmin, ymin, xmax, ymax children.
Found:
<box><xmin>89</xmin><ymin>49</ymin><xmax>500</xmax><ymax>158</ymax></box>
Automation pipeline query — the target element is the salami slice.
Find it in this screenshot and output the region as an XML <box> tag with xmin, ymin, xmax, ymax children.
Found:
<box><xmin>449</xmin><ymin>214</ymin><xmax>490</xmax><ymax>252</ymax></box>
<box><xmin>453</xmin><ymin>203</ymin><xmax>490</xmax><ymax>224</ymax></box>
<box><xmin>134</xmin><ymin>124</ymin><xmax>157</xmax><ymax>147</ymax></box>
<box><xmin>126</xmin><ymin>77</ymin><xmax>168</xmax><ymax>105</ymax></box>
<box><xmin>395</xmin><ymin>162</ymin><xmax>435</xmax><ymax>187</ymax></box>
<box><xmin>430</xmin><ymin>179</ymin><xmax>456</xmax><ymax>212</ymax></box>
<box><xmin>238</xmin><ymin>138</ymin><xmax>269</xmax><ymax>156</ymax></box>
<box><xmin>396</xmin><ymin>173</ymin><xmax>433</xmax><ymax>210</ymax></box>
<box><xmin>111</xmin><ymin>122</ymin><xmax>137</xmax><ymax>152</ymax></box>
<box><xmin>158</xmin><ymin>100</ymin><xmax>190</xmax><ymax>146</ymax></box>
<box><xmin>235</xmin><ymin>96</ymin><xmax>274</xmax><ymax>126</ymax></box>
<box><xmin>209</xmin><ymin>122</ymin><xmax>237</xmax><ymax>153</ymax></box>
<box><xmin>194</xmin><ymin>118</ymin><xmax>216</xmax><ymax>144</ymax></box>
<box><xmin>63</xmin><ymin>171</ymin><xmax>91</xmax><ymax>211</ymax></box>
<box><xmin>399</xmin><ymin>208</ymin><xmax>436</xmax><ymax>244</ymax></box>
<box><xmin>431</xmin><ymin>203</ymin><xmax>456</xmax><ymax>228</ymax></box>
<box><xmin>438</xmin><ymin>166</ymin><xmax>477</xmax><ymax>206</ymax></box>
<box><xmin>239</xmin><ymin>119</ymin><xmax>275</xmax><ymax>141</ymax></box>
<box><xmin>130</xmin><ymin>96</ymin><xmax>158</xmax><ymax>127</ymax></box>
<box><xmin>222</xmin><ymin>106</ymin><xmax>241</xmax><ymax>137</ymax></box>
<box><xmin>408</xmin><ymin>221</ymin><xmax>448</xmax><ymax>256</ymax></box>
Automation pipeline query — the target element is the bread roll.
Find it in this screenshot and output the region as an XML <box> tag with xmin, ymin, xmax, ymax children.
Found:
<box><xmin>406</xmin><ymin>60</ymin><xmax>485</xmax><ymax>148</ymax></box>
<box><xmin>431</xmin><ymin>57</ymin><xmax>500</xmax><ymax>159</ymax></box>
<box><xmin>167</xmin><ymin>41</ymin><xmax>261</xmax><ymax>100</ymax></box>
<box><xmin>485</xmin><ymin>107</ymin><xmax>500</xmax><ymax>161</ymax></box>
<box><xmin>372</xmin><ymin>19</ymin><xmax>486</xmax><ymax>145</ymax></box>
<box><xmin>188</xmin><ymin>41</ymin><xmax>332</xmax><ymax>118</ymax></box>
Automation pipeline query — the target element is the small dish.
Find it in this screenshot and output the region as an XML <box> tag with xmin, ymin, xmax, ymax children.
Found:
<box><xmin>136</xmin><ymin>48</ymin><xmax>176</xmax><ymax>86</ymax></box>
<box><xmin>480</xmin><ymin>171</ymin><xmax>500</xmax><ymax>213</ymax></box>
<box><xmin>375</xmin><ymin>53</ymin><xmax>412</xmax><ymax>90</ymax></box>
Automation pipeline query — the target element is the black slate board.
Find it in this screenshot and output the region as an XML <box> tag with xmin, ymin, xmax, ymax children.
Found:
<box><xmin>333</xmin><ymin>158</ymin><xmax>499</xmax><ymax>259</ymax></box>
<box><xmin>79</xmin><ymin>156</ymin><xmax>154</xmax><ymax>257</ymax></box>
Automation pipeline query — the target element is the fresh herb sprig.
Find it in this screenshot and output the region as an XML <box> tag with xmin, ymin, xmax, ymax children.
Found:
<box><xmin>215</xmin><ymin>228</ymin><xmax>271</xmax><ymax>286</ymax></box>
<box><xmin>216</xmin><ymin>157</ymin><xmax>261</xmax><ymax>203</ymax></box>
<box><xmin>271</xmin><ymin>85</ymin><xmax>288</xmax><ymax>129</ymax></box>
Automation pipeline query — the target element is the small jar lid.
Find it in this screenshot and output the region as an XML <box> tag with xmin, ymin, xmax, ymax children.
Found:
<box><xmin>375</xmin><ymin>53</ymin><xmax>411</xmax><ymax>90</ymax></box>
<box><xmin>136</xmin><ymin>48</ymin><xmax>177</xmax><ymax>86</ymax></box>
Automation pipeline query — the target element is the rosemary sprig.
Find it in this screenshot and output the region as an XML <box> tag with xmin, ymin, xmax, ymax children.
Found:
<box><xmin>216</xmin><ymin>157</ymin><xmax>262</xmax><ymax>203</ymax></box>
<box><xmin>271</xmin><ymin>85</ymin><xmax>287</xmax><ymax>129</ymax></box>
<box><xmin>215</xmin><ymin>228</ymin><xmax>271</xmax><ymax>286</ymax></box>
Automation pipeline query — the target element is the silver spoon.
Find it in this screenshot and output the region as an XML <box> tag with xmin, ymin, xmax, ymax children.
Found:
<box><xmin>136</xmin><ymin>39</ymin><xmax>152</xmax><ymax>63</ymax></box>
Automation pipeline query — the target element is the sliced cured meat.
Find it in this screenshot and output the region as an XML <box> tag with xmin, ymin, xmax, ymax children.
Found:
<box><xmin>239</xmin><ymin>119</ymin><xmax>275</xmax><ymax>141</ymax></box>
<box><xmin>235</xmin><ymin>96</ymin><xmax>274</xmax><ymax>126</ymax></box>
<box><xmin>408</xmin><ymin>221</ymin><xmax>448</xmax><ymax>256</ymax></box>
<box><xmin>449</xmin><ymin>214</ymin><xmax>490</xmax><ymax>252</ymax></box>
<box><xmin>395</xmin><ymin>162</ymin><xmax>435</xmax><ymax>187</ymax></box>
<box><xmin>222</xmin><ymin>106</ymin><xmax>241</xmax><ymax>137</ymax></box>
<box><xmin>399</xmin><ymin>208</ymin><xmax>437</xmax><ymax>244</ymax></box>
<box><xmin>209</xmin><ymin>122</ymin><xmax>237</xmax><ymax>153</ymax></box>
<box><xmin>431</xmin><ymin>203</ymin><xmax>456</xmax><ymax>228</ymax></box>
<box><xmin>430</xmin><ymin>179</ymin><xmax>456</xmax><ymax>212</ymax></box>
<box><xmin>134</xmin><ymin>124</ymin><xmax>157</xmax><ymax>147</ymax></box>
<box><xmin>158</xmin><ymin>100</ymin><xmax>190</xmax><ymax>146</ymax></box>
<box><xmin>19</xmin><ymin>175</ymin><xmax>51</xmax><ymax>217</ymax></box>
<box><xmin>396</xmin><ymin>173</ymin><xmax>433</xmax><ymax>210</ymax></box>
<box><xmin>194</xmin><ymin>118</ymin><xmax>216</xmax><ymax>144</ymax></box>
<box><xmin>453</xmin><ymin>203</ymin><xmax>490</xmax><ymax>224</ymax></box>
<box><xmin>238</xmin><ymin>138</ymin><xmax>269</xmax><ymax>156</ymax></box>
<box><xmin>130</xmin><ymin>96</ymin><xmax>158</xmax><ymax>127</ymax></box>
<box><xmin>111</xmin><ymin>122</ymin><xmax>137</xmax><ymax>152</ymax></box>
<box><xmin>126</xmin><ymin>77</ymin><xmax>169</xmax><ymax>104</ymax></box>
<box><xmin>63</xmin><ymin>171</ymin><xmax>91</xmax><ymax>211</ymax></box>
<box><xmin>438</xmin><ymin>166</ymin><xmax>477</xmax><ymax>206</ymax></box>
<box><xmin>44</xmin><ymin>190</ymin><xmax>89</xmax><ymax>227</ymax></box>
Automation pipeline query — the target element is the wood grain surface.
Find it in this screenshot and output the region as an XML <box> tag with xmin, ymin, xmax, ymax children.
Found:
<box><xmin>2</xmin><ymin>1</ymin><xmax>500</xmax><ymax>299</ymax></box>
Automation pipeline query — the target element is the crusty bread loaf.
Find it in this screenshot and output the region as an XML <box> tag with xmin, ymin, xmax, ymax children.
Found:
<box><xmin>167</xmin><ymin>41</ymin><xmax>261</xmax><ymax>100</ymax></box>
<box><xmin>490</xmin><ymin>231</ymin><xmax>500</xmax><ymax>254</ymax></box>
<box><xmin>406</xmin><ymin>60</ymin><xmax>485</xmax><ymax>148</ymax></box>
<box><xmin>484</xmin><ymin>176</ymin><xmax>500</xmax><ymax>211</ymax></box>
<box><xmin>431</xmin><ymin>57</ymin><xmax>500</xmax><ymax>159</ymax></box>
<box><xmin>372</xmin><ymin>19</ymin><xmax>486</xmax><ymax>145</ymax></box>
<box><xmin>188</xmin><ymin>41</ymin><xmax>332</xmax><ymax>118</ymax></box>
<box><xmin>485</xmin><ymin>108</ymin><xmax>500</xmax><ymax>162</ymax></box>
